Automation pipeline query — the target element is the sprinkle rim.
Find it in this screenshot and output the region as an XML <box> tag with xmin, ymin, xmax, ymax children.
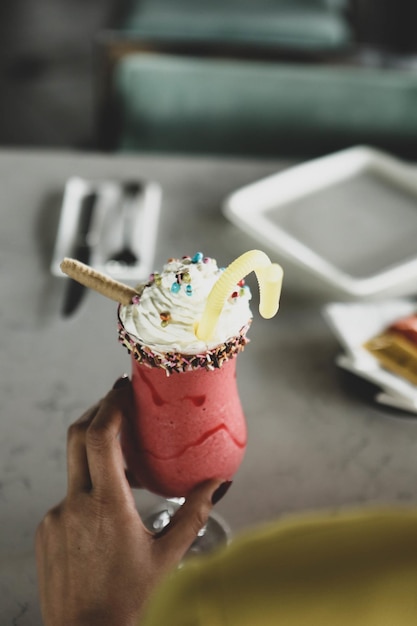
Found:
<box><xmin>117</xmin><ymin>305</ymin><xmax>250</xmax><ymax>376</ymax></box>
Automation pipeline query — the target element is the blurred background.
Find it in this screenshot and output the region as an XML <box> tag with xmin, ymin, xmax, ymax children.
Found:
<box><xmin>0</xmin><ymin>0</ymin><xmax>123</xmax><ymax>147</ymax></box>
<box><xmin>0</xmin><ymin>0</ymin><xmax>417</xmax><ymax>156</ymax></box>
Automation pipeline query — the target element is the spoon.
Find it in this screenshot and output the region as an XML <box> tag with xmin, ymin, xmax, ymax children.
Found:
<box><xmin>107</xmin><ymin>181</ymin><xmax>142</xmax><ymax>267</ymax></box>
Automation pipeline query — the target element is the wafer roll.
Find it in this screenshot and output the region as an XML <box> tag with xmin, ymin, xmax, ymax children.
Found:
<box><xmin>60</xmin><ymin>258</ymin><xmax>138</xmax><ymax>305</ymax></box>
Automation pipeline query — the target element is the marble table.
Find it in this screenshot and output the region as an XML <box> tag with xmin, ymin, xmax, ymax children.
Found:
<box><xmin>2</xmin><ymin>149</ymin><xmax>417</xmax><ymax>624</ymax></box>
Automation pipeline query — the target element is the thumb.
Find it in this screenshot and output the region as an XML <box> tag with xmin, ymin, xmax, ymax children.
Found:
<box><xmin>155</xmin><ymin>479</ymin><xmax>232</xmax><ymax>565</ymax></box>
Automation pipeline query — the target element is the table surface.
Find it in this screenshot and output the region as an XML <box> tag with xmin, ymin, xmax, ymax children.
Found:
<box><xmin>2</xmin><ymin>149</ymin><xmax>417</xmax><ymax>625</ymax></box>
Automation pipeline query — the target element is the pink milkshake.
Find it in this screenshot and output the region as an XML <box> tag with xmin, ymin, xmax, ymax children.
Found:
<box><xmin>118</xmin><ymin>253</ymin><xmax>252</xmax><ymax>497</ymax></box>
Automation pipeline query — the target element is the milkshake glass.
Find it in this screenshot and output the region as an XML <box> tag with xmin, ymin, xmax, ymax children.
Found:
<box><xmin>117</xmin><ymin>251</ymin><xmax>283</xmax><ymax>499</ymax></box>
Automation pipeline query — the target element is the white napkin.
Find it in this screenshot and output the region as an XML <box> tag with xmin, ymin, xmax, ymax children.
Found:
<box><xmin>323</xmin><ymin>300</ymin><xmax>417</xmax><ymax>414</ymax></box>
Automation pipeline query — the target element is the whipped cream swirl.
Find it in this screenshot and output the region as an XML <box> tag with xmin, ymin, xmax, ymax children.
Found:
<box><xmin>119</xmin><ymin>254</ymin><xmax>252</xmax><ymax>355</ymax></box>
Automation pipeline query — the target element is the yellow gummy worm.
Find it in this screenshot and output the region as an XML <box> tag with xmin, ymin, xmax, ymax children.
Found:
<box><xmin>196</xmin><ymin>250</ymin><xmax>283</xmax><ymax>342</ymax></box>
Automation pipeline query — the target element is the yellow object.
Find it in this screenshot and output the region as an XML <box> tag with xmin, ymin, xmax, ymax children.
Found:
<box><xmin>142</xmin><ymin>506</ymin><xmax>417</xmax><ymax>625</ymax></box>
<box><xmin>364</xmin><ymin>332</ymin><xmax>417</xmax><ymax>386</ymax></box>
<box><xmin>196</xmin><ymin>250</ymin><xmax>283</xmax><ymax>342</ymax></box>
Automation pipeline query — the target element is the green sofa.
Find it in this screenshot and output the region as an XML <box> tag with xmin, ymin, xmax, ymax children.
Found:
<box><xmin>120</xmin><ymin>0</ymin><xmax>351</xmax><ymax>53</ymax></box>
<box><xmin>111</xmin><ymin>51</ymin><xmax>417</xmax><ymax>158</ymax></box>
<box><xmin>97</xmin><ymin>1</ymin><xmax>417</xmax><ymax>158</ymax></box>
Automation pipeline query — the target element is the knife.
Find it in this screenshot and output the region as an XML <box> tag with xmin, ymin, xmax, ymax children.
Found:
<box><xmin>62</xmin><ymin>191</ymin><xmax>98</xmax><ymax>316</ymax></box>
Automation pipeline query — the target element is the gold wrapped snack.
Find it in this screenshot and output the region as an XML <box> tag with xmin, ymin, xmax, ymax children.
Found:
<box><xmin>364</xmin><ymin>315</ymin><xmax>417</xmax><ymax>386</ymax></box>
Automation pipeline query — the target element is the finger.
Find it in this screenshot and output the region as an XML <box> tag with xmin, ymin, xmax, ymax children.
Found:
<box><xmin>67</xmin><ymin>403</ymin><xmax>99</xmax><ymax>496</ymax></box>
<box><xmin>85</xmin><ymin>383</ymin><xmax>133</xmax><ymax>498</ymax></box>
<box><xmin>155</xmin><ymin>479</ymin><xmax>232</xmax><ymax>565</ymax></box>
<box><xmin>35</xmin><ymin>504</ymin><xmax>62</xmax><ymax>595</ymax></box>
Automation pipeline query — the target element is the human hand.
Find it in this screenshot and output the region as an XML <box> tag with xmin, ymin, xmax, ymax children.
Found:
<box><xmin>35</xmin><ymin>377</ymin><xmax>230</xmax><ymax>626</ymax></box>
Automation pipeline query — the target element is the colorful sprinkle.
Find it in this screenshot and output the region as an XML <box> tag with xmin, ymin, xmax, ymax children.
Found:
<box><xmin>154</xmin><ymin>273</ymin><xmax>162</xmax><ymax>286</ymax></box>
<box><xmin>171</xmin><ymin>282</ymin><xmax>181</xmax><ymax>294</ymax></box>
<box><xmin>160</xmin><ymin>311</ymin><xmax>171</xmax><ymax>322</ymax></box>
<box><xmin>132</xmin><ymin>294</ymin><xmax>140</xmax><ymax>304</ymax></box>
<box><xmin>182</xmin><ymin>271</ymin><xmax>191</xmax><ymax>283</ymax></box>
<box><xmin>186</xmin><ymin>284</ymin><xmax>193</xmax><ymax>296</ymax></box>
<box><xmin>192</xmin><ymin>252</ymin><xmax>203</xmax><ymax>263</ymax></box>
<box><xmin>237</xmin><ymin>279</ymin><xmax>245</xmax><ymax>287</ymax></box>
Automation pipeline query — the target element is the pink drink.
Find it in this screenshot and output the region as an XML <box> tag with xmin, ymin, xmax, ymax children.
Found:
<box><xmin>121</xmin><ymin>354</ymin><xmax>246</xmax><ymax>497</ymax></box>
<box><xmin>118</xmin><ymin>253</ymin><xmax>253</xmax><ymax>498</ymax></box>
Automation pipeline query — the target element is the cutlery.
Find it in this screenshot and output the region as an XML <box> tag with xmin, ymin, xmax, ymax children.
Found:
<box><xmin>62</xmin><ymin>190</ymin><xmax>98</xmax><ymax>316</ymax></box>
<box><xmin>106</xmin><ymin>181</ymin><xmax>142</xmax><ymax>268</ymax></box>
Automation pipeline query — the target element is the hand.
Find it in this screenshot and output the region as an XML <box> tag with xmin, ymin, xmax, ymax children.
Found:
<box><xmin>35</xmin><ymin>377</ymin><xmax>229</xmax><ymax>626</ymax></box>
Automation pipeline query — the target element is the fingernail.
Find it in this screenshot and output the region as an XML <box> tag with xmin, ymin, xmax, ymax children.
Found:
<box><xmin>211</xmin><ymin>481</ymin><xmax>232</xmax><ymax>505</ymax></box>
<box><xmin>113</xmin><ymin>374</ymin><xmax>130</xmax><ymax>389</ymax></box>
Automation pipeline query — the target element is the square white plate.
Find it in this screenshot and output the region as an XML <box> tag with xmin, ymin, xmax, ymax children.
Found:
<box><xmin>223</xmin><ymin>146</ymin><xmax>417</xmax><ymax>300</ymax></box>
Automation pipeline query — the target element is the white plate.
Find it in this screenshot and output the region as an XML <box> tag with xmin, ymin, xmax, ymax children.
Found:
<box><xmin>376</xmin><ymin>392</ymin><xmax>417</xmax><ymax>414</ymax></box>
<box><xmin>223</xmin><ymin>146</ymin><xmax>417</xmax><ymax>300</ymax></box>
<box><xmin>336</xmin><ymin>354</ymin><xmax>417</xmax><ymax>406</ymax></box>
<box><xmin>323</xmin><ymin>300</ymin><xmax>417</xmax><ymax>412</ymax></box>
